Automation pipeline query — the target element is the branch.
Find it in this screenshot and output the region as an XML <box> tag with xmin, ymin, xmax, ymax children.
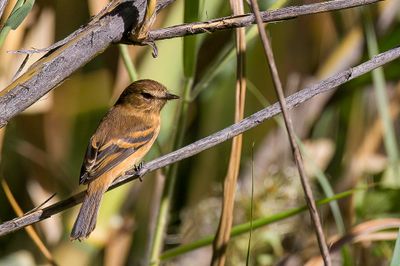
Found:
<box><xmin>1</xmin><ymin>45</ymin><xmax>399</xmax><ymax>236</ymax></box>
<box><xmin>0</xmin><ymin>0</ymin><xmax>382</xmax><ymax>128</ymax></box>
<box><xmin>147</xmin><ymin>0</ymin><xmax>382</xmax><ymax>41</ymax></box>
<box><xmin>0</xmin><ymin>0</ymin><xmax>170</xmax><ymax>128</ymax></box>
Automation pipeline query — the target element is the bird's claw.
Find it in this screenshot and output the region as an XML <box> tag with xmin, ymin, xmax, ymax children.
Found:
<box><xmin>134</xmin><ymin>162</ymin><xmax>144</xmax><ymax>182</ymax></box>
<box><xmin>129</xmin><ymin>0</ymin><xmax>158</xmax><ymax>58</ymax></box>
<box><xmin>145</xmin><ymin>41</ymin><xmax>158</xmax><ymax>58</ymax></box>
<box><xmin>128</xmin><ymin>36</ymin><xmax>158</xmax><ymax>58</ymax></box>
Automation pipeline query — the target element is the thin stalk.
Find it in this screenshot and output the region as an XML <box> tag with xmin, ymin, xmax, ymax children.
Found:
<box><xmin>248</xmin><ymin>0</ymin><xmax>331</xmax><ymax>265</ymax></box>
<box><xmin>211</xmin><ymin>0</ymin><xmax>246</xmax><ymax>264</ymax></box>
<box><xmin>1</xmin><ymin>179</ymin><xmax>56</xmax><ymax>265</ymax></box>
<box><xmin>118</xmin><ymin>44</ymin><xmax>138</xmax><ymax>82</ymax></box>
<box><xmin>245</xmin><ymin>143</ymin><xmax>255</xmax><ymax>266</ymax></box>
<box><xmin>363</xmin><ymin>9</ymin><xmax>399</xmax><ymax>179</ymax></box>
<box><xmin>149</xmin><ymin>1</ymin><xmax>199</xmax><ymax>262</ymax></box>
<box><xmin>298</xmin><ymin>139</ymin><xmax>353</xmax><ymax>264</ymax></box>
<box><xmin>149</xmin><ymin>78</ymin><xmax>192</xmax><ymax>266</ymax></box>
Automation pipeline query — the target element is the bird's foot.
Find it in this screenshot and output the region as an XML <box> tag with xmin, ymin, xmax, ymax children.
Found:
<box><xmin>134</xmin><ymin>162</ymin><xmax>144</xmax><ymax>182</ymax></box>
<box><xmin>129</xmin><ymin>35</ymin><xmax>158</xmax><ymax>58</ymax></box>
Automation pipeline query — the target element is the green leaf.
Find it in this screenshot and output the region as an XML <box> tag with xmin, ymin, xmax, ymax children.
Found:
<box><xmin>5</xmin><ymin>0</ymin><xmax>35</xmax><ymax>30</ymax></box>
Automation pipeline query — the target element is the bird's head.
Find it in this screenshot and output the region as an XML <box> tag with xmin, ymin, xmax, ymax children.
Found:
<box><xmin>116</xmin><ymin>79</ymin><xmax>179</xmax><ymax>112</ymax></box>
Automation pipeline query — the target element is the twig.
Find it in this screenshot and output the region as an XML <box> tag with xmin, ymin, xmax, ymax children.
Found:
<box><xmin>12</xmin><ymin>54</ymin><xmax>30</xmax><ymax>81</ymax></box>
<box><xmin>248</xmin><ymin>0</ymin><xmax>331</xmax><ymax>264</ymax></box>
<box><xmin>0</xmin><ymin>45</ymin><xmax>399</xmax><ymax>236</ymax></box>
<box><xmin>118</xmin><ymin>44</ymin><xmax>138</xmax><ymax>82</ymax></box>
<box><xmin>0</xmin><ymin>0</ymin><xmax>382</xmax><ymax>128</ymax></box>
<box><xmin>25</xmin><ymin>193</ymin><xmax>57</xmax><ymax>215</ymax></box>
<box><xmin>146</xmin><ymin>0</ymin><xmax>382</xmax><ymax>41</ymax></box>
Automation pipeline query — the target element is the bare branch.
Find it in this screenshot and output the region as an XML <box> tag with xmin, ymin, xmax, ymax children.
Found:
<box><xmin>1</xmin><ymin>45</ymin><xmax>399</xmax><ymax>236</ymax></box>
<box><xmin>0</xmin><ymin>0</ymin><xmax>382</xmax><ymax>128</ymax></box>
<box><xmin>147</xmin><ymin>0</ymin><xmax>382</xmax><ymax>41</ymax></box>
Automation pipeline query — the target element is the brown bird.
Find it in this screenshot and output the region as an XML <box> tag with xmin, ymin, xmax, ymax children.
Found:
<box><xmin>70</xmin><ymin>79</ymin><xmax>179</xmax><ymax>240</ymax></box>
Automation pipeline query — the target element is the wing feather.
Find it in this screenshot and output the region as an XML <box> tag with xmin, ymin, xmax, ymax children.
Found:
<box><xmin>79</xmin><ymin>118</ymin><xmax>156</xmax><ymax>185</ymax></box>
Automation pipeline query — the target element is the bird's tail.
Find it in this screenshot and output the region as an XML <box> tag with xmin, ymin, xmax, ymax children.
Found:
<box><xmin>70</xmin><ymin>183</ymin><xmax>107</xmax><ymax>241</ymax></box>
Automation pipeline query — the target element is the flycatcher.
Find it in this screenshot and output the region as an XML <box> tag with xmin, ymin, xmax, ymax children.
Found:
<box><xmin>70</xmin><ymin>79</ymin><xmax>179</xmax><ymax>240</ymax></box>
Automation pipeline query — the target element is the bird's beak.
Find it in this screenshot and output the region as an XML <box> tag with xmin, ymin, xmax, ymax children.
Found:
<box><xmin>164</xmin><ymin>92</ymin><xmax>180</xmax><ymax>100</ymax></box>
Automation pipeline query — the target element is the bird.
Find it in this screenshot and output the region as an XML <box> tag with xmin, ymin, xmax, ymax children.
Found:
<box><xmin>70</xmin><ymin>79</ymin><xmax>179</xmax><ymax>240</ymax></box>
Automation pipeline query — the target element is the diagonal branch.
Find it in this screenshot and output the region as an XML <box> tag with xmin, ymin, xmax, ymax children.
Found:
<box><xmin>249</xmin><ymin>0</ymin><xmax>331</xmax><ymax>264</ymax></box>
<box><xmin>0</xmin><ymin>0</ymin><xmax>382</xmax><ymax>128</ymax></box>
<box><xmin>0</xmin><ymin>45</ymin><xmax>399</xmax><ymax>237</ymax></box>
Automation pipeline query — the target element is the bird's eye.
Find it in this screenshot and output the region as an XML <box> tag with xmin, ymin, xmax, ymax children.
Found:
<box><xmin>141</xmin><ymin>92</ymin><xmax>153</xmax><ymax>99</ymax></box>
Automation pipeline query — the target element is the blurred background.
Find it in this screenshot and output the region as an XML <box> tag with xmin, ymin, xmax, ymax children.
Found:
<box><xmin>1</xmin><ymin>0</ymin><xmax>400</xmax><ymax>265</ymax></box>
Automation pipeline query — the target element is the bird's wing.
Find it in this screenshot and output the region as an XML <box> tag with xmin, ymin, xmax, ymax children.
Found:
<box><xmin>79</xmin><ymin>115</ymin><xmax>157</xmax><ymax>185</ymax></box>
